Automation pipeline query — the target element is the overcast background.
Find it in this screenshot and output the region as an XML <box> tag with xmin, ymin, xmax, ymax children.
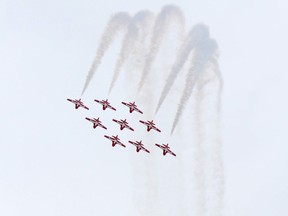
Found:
<box><xmin>1</xmin><ymin>0</ymin><xmax>288</xmax><ymax>215</ymax></box>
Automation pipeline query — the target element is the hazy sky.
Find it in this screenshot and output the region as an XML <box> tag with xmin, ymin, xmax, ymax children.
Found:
<box><xmin>0</xmin><ymin>0</ymin><xmax>287</xmax><ymax>215</ymax></box>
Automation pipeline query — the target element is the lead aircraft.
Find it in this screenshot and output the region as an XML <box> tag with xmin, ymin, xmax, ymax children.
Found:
<box><xmin>67</xmin><ymin>98</ymin><xmax>89</xmax><ymax>110</ymax></box>
<box><xmin>128</xmin><ymin>140</ymin><xmax>150</xmax><ymax>153</ymax></box>
<box><xmin>155</xmin><ymin>143</ymin><xmax>176</xmax><ymax>157</ymax></box>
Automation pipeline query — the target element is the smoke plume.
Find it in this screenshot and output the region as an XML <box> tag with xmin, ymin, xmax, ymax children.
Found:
<box><xmin>81</xmin><ymin>13</ymin><xmax>130</xmax><ymax>95</ymax></box>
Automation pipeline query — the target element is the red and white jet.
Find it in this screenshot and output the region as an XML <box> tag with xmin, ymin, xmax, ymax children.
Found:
<box><xmin>67</xmin><ymin>98</ymin><xmax>89</xmax><ymax>110</ymax></box>
<box><xmin>94</xmin><ymin>99</ymin><xmax>116</xmax><ymax>111</ymax></box>
<box><xmin>155</xmin><ymin>144</ymin><xmax>176</xmax><ymax>157</ymax></box>
<box><xmin>112</xmin><ymin>119</ymin><xmax>134</xmax><ymax>131</ymax></box>
<box><xmin>128</xmin><ymin>140</ymin><xmax>150</xmax><ymax>153</ymax></box>
<box><xmin>85</xmin><ymin>117</ymin><xmax>107</xmax><ymax>130</ymax></box>
<box><xmin>104</xmin><ymin>135</ymin><xmax>126</xmax><ymax>148</ymax></box>
<box><xmin>121</xmin><ymin>101</ymin><xmax>143</xmax><ymax>114</ymax></box>
<box><xmin>139</xmin><ymin>120</ymin><xmax>161</xmax><ymax>132</ymax></box>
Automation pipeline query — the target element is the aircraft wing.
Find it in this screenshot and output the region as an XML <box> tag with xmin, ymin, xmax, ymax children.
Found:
<box><xmin>104</xmin><ymin>135</ymin><xmax>112</xmax><ymax>140</ymax></box>
<box><xmin>107</xmin><ymin>104</ymin><xmax>116</xmax><ymax>111</ymax></box>
<box><xmin>141</xmin><ymin>146</ymin><xmax>150</xmax><ymax>153</ymax></box>
<box><xmin>80</xmin><ymin>104</ymin><xmax>89</xmax><ymax>110</ymax></box>
<box><xmin>139</xmin><ymin>120</ymin><xmax>146</xmax><ymax>125</ymax></box>
<box><xmin>85</xmin><ymin>117</ymin><xmax>93</xmax><ymax>122</ymax></box>
<box><xmin>152</xmin><ymin>126</ymin><xmax>161</xmax><ymax>132</ymax></box>
<box><xmin>125</xmin><ymin>125</ymin><xmax>134</xmax><ymax>131</ymax></box>
<box><xmin>112</xmin><ymin>119</ymin><xmax>120</xmax><ymax>124</ymax></box>
<box><xmin>155</xmin><ymin>144</ymin><xmax>164</xmax><ymax>150</ymax></box>
<box><xmin>167</xmin><ymin>149</ymin><xmax>176</xmax><ymax>157</ymax></box>
<box><xmin>67</xmin><ymin>98</ymin><xmax>75</xmax><ymax>103</ymax></box>
<box><xmin>94</xmin><ymin>99</ymin><xmax>101</xmax><ymax>104</ymax></box>
<box><xmin>128</xmin><ymin>141</ymin><xmax>136</xmax><ymax>145</ymax></box>
<box><xmin>121</xmin><ymin>102</ymin><xmax>128</xmax><ymax>106</ymax></box>
<box><xmin>99</xmin><ymin>123</ymin><xmax>107</xmax><ymax>130</ymax></box>
<box><xmin>134</xmin><ymin>107</ymin><xmax>143</xmax><ymax>114</ymax></box>
<box><xmin>117</xmin><ymin>141</ymin><xmax>126</xmax><ymax>148</ymax></box>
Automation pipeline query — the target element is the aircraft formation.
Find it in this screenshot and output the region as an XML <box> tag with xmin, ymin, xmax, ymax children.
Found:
<box><xmin>67</xmin><ymin>98</ymin><xmax>176</xmax><ymax>157</ymax></box>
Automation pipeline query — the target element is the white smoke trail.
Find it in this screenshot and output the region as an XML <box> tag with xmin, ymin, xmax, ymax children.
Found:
<box><xmin>171</xmin><ymin>44</ymin><xmax>221</xmax><ymax>216</ymax></box>
<box><xmin>199</xmin><ymin>58</ymin><xmax>223</xmax><ymax>113</ymax></box>
<box><xmin>119</xmin><ymin>12</ymin><xmax>159</xmax><ymax>215</ymax></box>
<box><xmin>137</xmin><ymin>5</ymin><xmax>185</xmax><ymax>91</ymax></box>
<box><xmin>155</xmin><ymin>24</ymin><xmax>210</xmax><ymax>113</ymax></box>
<box><xmin>81</xmin><ymin>12</ymin><xmax>130</xmax><ymax>95</ymax></box>
<box><xmin>200</xmin><ymin>62</ymin><xmax>224</xmax><ymax>216</ymax></box>
<box><xmin>193</xmin><ymin>86</ymin><xmax>207</xmax><ymax>216</ymax></box>
<box><xmin>171</xmin><ymin>38</ymin><xmax>218</xmax><ymax>134</ymax></box>
<box><xmin>109</xmin><ymin>11</ymin><xmax>153</xmax><ymax>94</ymax></box>
<box><xmin>187</xmin><ymin>56</ymin><xmax>223</xmax><ymax>216</ymax></box>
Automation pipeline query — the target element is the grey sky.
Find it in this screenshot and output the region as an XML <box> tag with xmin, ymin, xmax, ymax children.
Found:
<box><xmin>0</xmin><ymin>0</ymin><xmax>287</xmax><ymax>215</ymax></box>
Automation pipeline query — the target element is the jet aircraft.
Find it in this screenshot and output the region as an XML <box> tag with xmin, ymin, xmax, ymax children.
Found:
<box><xmin>139</xmin><ymin>120</ymin><xmax>161</xmax><ymax>132</ymax></box>
<box><xmin>85</xmin><ymin>117</ymin><xmax>107</xmax><ymax>130</ymax></box>
<box><xmin>122</xmin><ymin>101</ymin><xmax>143</xmax><ymax>114</ymax></box>
<box><xmin>94</xmin><ymin>99</ymin><xmax>116</xmax><ymax>111</ymax></box>
<box><xmin>67</xmin><ymin>98</ymin><xmax>89</xmax><ymax>110</ymax></box>
<box><xmin>104</xmin><ymin>135</ymin><xmax>126</xmax><ymax>148</ymax></box>
<box><xmin>155</xmin><ymin>143</ymin><xmax>176</xmax><ymax>157</ymax></box>
<box><xmin>112</xmin><ymin>119</ymin><xmax>134</xmax><ymax>131</ymax></box>
<box><xmin>128</xmin><ymin>140</ymin><xmax>150</xmax><ymax>153</ymax></box>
